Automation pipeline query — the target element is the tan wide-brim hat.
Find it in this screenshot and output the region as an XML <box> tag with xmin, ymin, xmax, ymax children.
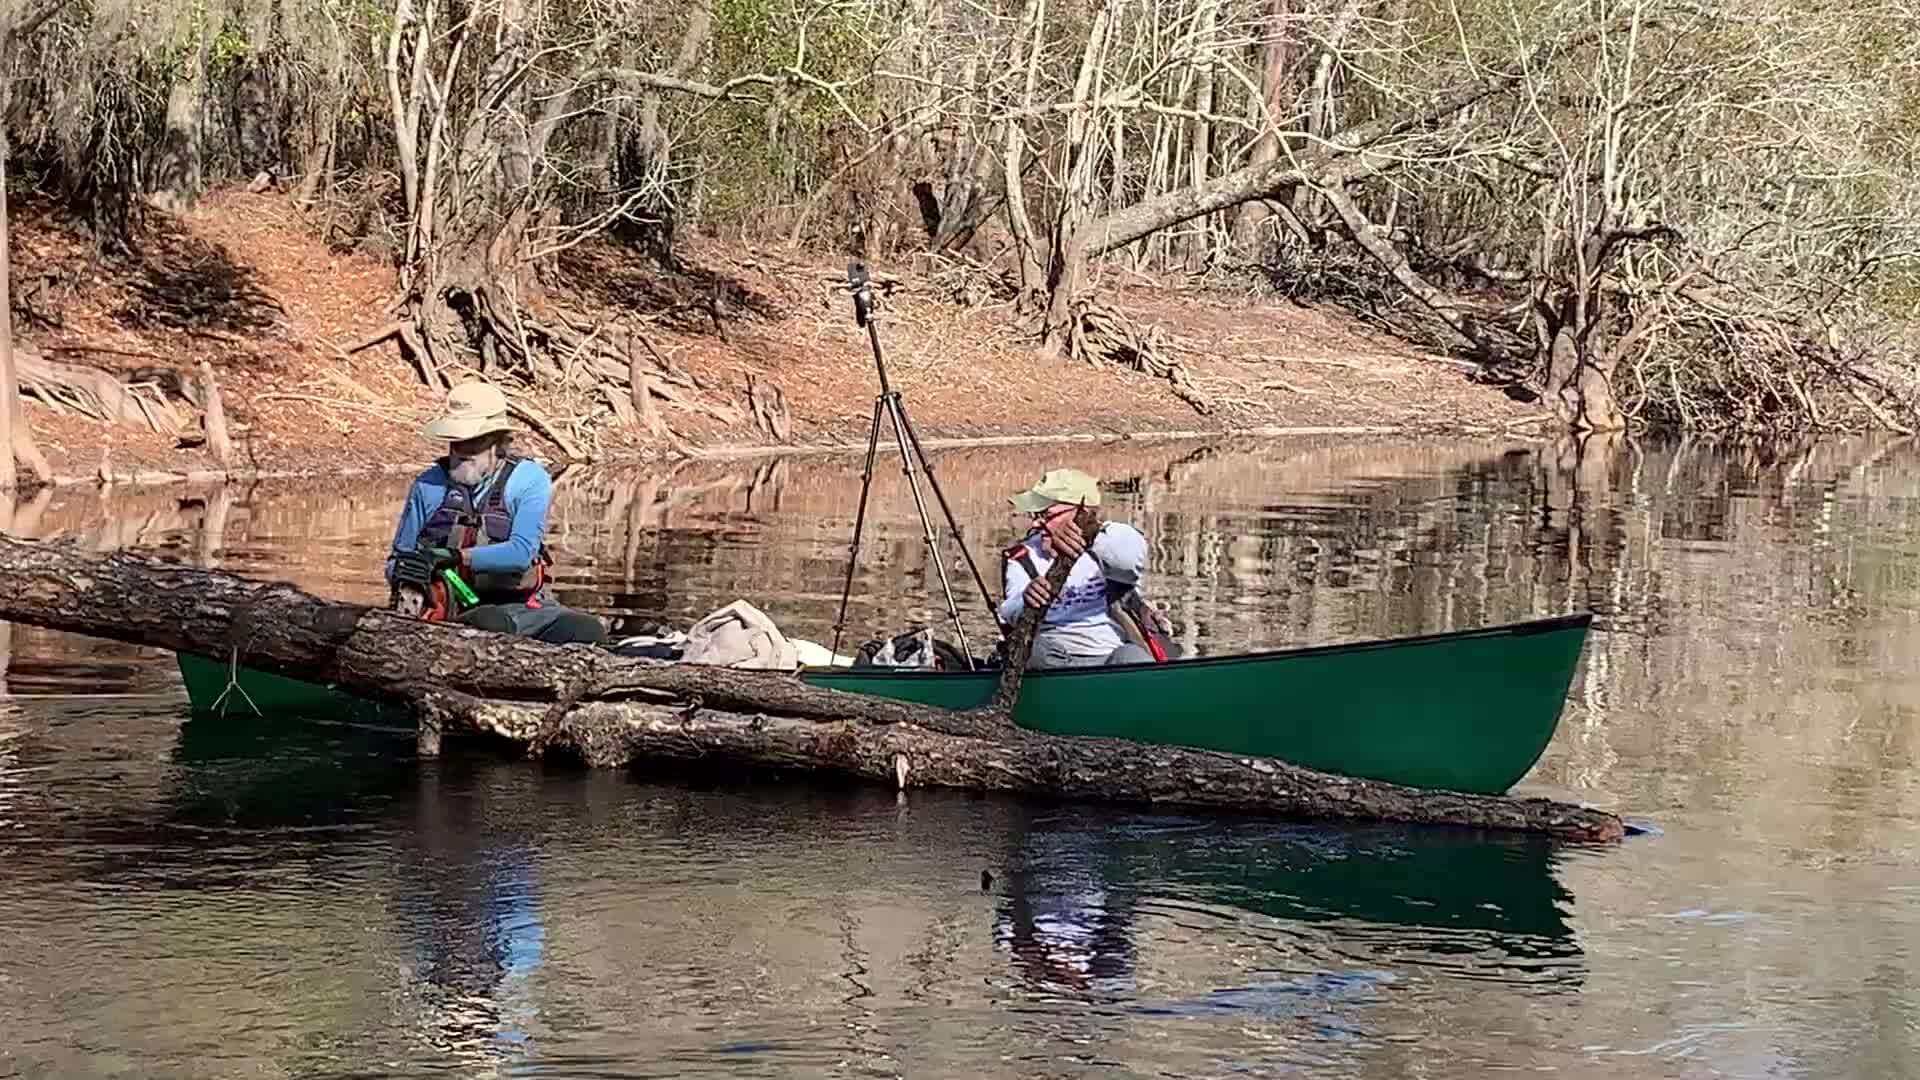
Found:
<box><xmin>1009</xmin><ymin>467</ymin><xmax>1102</xmax><ymax>512</ymax></box>
<box><xmin>424</xmin><ymin>381</ymin><xmax>513</xmax><ymax>441</ymax></box>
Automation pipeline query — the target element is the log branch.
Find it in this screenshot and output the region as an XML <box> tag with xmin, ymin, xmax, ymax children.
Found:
<box><xmin>422</xmin><ymin>690</ymin><xmax>1621</xmax><ymax>842</ymax></box>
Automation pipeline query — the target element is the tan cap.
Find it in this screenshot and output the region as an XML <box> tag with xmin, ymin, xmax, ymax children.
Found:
<box><xmin>1009</xmin><ymin>468</ymin><xmax>1102</xmax><ymax>512</ymax></box>
<box><xmin>424</xmin><ymin>381</ymin><xmax>512</xmax><ymax>441</ymax></box>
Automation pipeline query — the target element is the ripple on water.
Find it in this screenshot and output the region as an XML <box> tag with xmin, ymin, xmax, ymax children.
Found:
<box><xmin>3</xmin><ymin>437</ymin><xmax>1920</xmax><ymax>1078</ymax></box>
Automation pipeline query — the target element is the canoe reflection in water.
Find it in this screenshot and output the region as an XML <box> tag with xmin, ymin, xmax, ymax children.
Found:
<box><xmin>991</xmin><ymin>807</ymin><xmax>1586</xmax><ymax>1005</ymax></box>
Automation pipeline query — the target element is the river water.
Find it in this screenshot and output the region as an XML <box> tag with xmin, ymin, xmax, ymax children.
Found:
<box><xmin>1</xmin><ymin>435</ymin><xmax>1915</xmax><ymax>1078</ymax></box>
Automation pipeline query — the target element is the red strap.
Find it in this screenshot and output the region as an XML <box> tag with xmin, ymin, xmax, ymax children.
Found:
<box><xmin>1005</xmin><ymin>538</ymin><xmax>1043</xmax><ymax>582</ymax></box>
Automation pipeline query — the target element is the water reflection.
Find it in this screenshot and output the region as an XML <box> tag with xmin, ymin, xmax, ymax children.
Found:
<box><xmin>395</xmin><ymin>765</ymin><xmax>547</xmax><ymax>1068</ymax></box>
<box><xmin>169</xmin><ymin>714</ymin><xmax>549</xmax><ymax>1069</ymax></box>
<box><xmin>3</xmin><ymin>433</ymin><xmax>1920</xmax><ymax>1077</ymax></box>
<box><xmin>993</xmin><ymin>808</ymin><xmax>1582</xmax><ymax>1007</ymax></box>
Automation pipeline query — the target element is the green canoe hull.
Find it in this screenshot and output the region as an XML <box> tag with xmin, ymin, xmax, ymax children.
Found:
<box><xmin>801</xmin><ymin>614</ymin><xmax>1589</xmax><ymax>794</ymax></box>
<box><xmin>176</xmin><ymin>613</ymin><xmax>1590</xmax><ymax>795</ymax></box>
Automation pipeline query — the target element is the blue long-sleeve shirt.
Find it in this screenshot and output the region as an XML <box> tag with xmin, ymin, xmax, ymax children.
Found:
<box><xmin>384</xmin><ymin>458</ymin><xmax>554</xmax><ymax>586</ymax></box>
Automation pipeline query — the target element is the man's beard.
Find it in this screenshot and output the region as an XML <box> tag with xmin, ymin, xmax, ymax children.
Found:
<box><xmin>448</xmin><ymin>447</ymin><xmax>497</xmax><ymax>487</ymax></box>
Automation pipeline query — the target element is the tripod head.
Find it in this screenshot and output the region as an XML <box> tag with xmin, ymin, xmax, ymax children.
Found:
<box><xmin>847</xmin><ymin>258</ymin><xmax>874</xmax><ymax>327</ymax></box>
<box><xmin>846</xmin><ymin>257</ymin><xmax>891</xmax><ymax>394</ymax></box>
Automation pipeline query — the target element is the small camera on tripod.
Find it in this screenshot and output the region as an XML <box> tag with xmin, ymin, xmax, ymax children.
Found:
<box><xmin>847</xmin><ymin>259</ymin><xmax>873</xmax><ymax>327</ymax></box>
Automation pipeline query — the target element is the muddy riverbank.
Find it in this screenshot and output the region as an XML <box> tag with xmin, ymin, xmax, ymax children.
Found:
<box><xmin>11</xmin><ymin>189</ymin><xmax>1548</xmax><ymax>482</ymax></box>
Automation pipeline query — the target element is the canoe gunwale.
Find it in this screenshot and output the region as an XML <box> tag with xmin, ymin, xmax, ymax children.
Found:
<box><xmin>797</xmin><ymin>611</ymin><xmax>1593</xmax><ymax>681</ymax></box>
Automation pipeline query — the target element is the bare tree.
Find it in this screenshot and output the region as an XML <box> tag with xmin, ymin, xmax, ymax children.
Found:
<box><xmin>0</xmin><ymin>0</ymin><xmax>69</xmax><ymax>489</ymax></box>
<box><xmin>0</xmin><ymin>0</ymin><xmax>1911</xmax><ymax>437</ymax></box>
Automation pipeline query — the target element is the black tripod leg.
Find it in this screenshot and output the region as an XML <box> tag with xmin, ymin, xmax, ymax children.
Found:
<box><xmin>830</xmin><ymin>396</ymin><xmax>887</xmax><ymax>660</ymax></box>
<box><xmin>894</xmin><ymin>396</ymin><xmax>999</xmax><ymax>626</ymax></box>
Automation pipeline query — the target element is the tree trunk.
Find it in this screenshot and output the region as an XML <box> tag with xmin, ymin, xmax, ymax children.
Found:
<box><xmin>1233</xmin><ymin>0</ymin><xmax>1295</xmax><ymax>245</ymax></box>
<box><xmin>0</xmin><ymin>535</ymin><xmax>1627</xmax><ymax>842</ymax></box>
<box><xmin>232</xmin><ymin>59</ymin><xmax>276</xmax><ymax>175</ymax></box>
<box><xmin>1290</xmin><ymin>0</ymin><xmax>1364</xmax><ymax>230</ymax></box>
<box><xmin>385</xmin><ymin>0</ymin><xmax>425</xmax><ymax>252</ymax></box>
<box><xmin>926</xmin><ymin>57</ymin><xmax>999</xmax><ymax>251</ymax></box>
<box><xmin>1543</xmin><ymin>310</ymin><xmax>1625</xmax><ymax>432</ymax></box>
<box><xmin>637</xmin><ymin>0</ymin><xmax>713</xmax><ymax>185</ymax></box>
<box><xmin>197</xmin><ymin>360</ymin><xmax>233</xmax><ymax>468</ymax></box>
<box><xmin>1307</xmin><ymin>0</ymin><xmax>1363</xmax><ymax>140</ymax></box>
<box><xmin>151</xmin><ymin>31</ymin><xmax>207</xmax><ymax>214</ymax></box>
<box><xmin>1040</xmin><ymin>0</ymin><xmax>1118</xmax><ymax>357</ymax></box>
<box><xmin>295</xmin><ymin>114</ymin><xmax>336</xmax><ymax>210</ymax></box>
<box><xmin>390</xmin><ymin>0</ymin><xmax>545</xmax><ymax>380</ymax></box>
<box><xmin>0</xmin><ymin>141</ymin><xmax>14</xmax><ymax>494</ymax></box>
<box><xmin>1002</xmin><ymin>0</ymin><xmax>1050</xmax><ymax>297</ymax></box>
<box><xmin>0</xmin><ymin>138</ymin><xmax>50</xmax><ymax>489</ymax></box>
<box><xmin>1184</xmin><ymin>0</ymin><xmax>1219</xmax><ymax>263</ymax></box>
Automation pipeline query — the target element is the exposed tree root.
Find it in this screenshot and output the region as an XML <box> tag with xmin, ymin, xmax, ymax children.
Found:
<box><xmin>361</xmin><ymin>276</ymin><xmax>758</xmax><ymax>458</ymax></box>
<box><xmin>746</xmin><ymin>373</ymin><xmax>792</xmax><ymax>441</ymax></box>
<box><xmin>1068</xmin><ymin>300</ymin><xmax>1216</xmax><ymax>415</ymax></box>
<box><xmin>15</xmin><ymin>340</ymin><xmax>187</xmax><ymax>437</ymax></box>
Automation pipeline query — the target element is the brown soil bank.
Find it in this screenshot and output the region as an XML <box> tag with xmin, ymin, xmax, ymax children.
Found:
<box><xmin>9</xmin><ymin>188</ymin><xmax>1547</xmax><ymax>480</ymax></box>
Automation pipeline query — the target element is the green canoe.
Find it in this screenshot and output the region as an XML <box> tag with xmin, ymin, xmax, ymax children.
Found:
<box><xmin>174</xmin><ymin>613</ymin><xmax>1590</xmax><ymax>795</ymax></box>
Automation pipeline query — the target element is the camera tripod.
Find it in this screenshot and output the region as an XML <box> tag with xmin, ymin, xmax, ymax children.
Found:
<box><xmin>828</xmin><ymin>259</ymin><xmax>999</xmax><ymax>667</ymax></box>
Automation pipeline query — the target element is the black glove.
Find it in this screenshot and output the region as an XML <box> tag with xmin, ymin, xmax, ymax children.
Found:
<box><xmin>393</xmin><ymin>546</ymin><xmax>456</xmax><ymax>588</ymax></box>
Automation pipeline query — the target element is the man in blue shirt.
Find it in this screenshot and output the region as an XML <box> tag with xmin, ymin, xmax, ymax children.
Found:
<box><xmin>386</xmin><ymin>382</ymin><xmax>605</xmax><ymax>645</ymax></box>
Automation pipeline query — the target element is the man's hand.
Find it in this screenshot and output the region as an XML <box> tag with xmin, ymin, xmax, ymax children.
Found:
<box><xmin>393</xmin><ymin>546</ymin><xmax>458</xmax><ymax>588</ymax></box>
<box><xmin>393</xmin><ymin>550</ymin><xmax>436</xmax><ymax>588</ymax></box>
<box><xmin>1023</xmin><ymin>577</ymin><xmax>1056</xmax><ymax>611</ymax></box>
<box><xmin>1039</xmin><ymin>509</ymin><xmax>1088</xmax><ymax>560</ymax></box>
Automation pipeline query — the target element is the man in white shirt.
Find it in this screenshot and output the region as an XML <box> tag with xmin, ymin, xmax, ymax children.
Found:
<box><xmin>999</xmin><ymin>467</ymin><xmax>1160</xmax><ymax>668</ymax></box>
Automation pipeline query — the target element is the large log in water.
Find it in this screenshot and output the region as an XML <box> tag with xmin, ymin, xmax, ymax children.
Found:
<box><xmin>0</xmin><ymin>536</ymin><xmax>1626</xmax><ymax>842</ymax></box>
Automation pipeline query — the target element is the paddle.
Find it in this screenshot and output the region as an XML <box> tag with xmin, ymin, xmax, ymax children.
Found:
<box><xmin>987</xmin><ymin>501</ymin><xmax>1100</xmax><ymax>714</ymax></box>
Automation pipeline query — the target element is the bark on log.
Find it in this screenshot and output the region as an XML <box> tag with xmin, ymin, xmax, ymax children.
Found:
<box><xmin>0</xmin><ymin>536</ymin><xmax>1626</xmax><ymax>842</ymax></box>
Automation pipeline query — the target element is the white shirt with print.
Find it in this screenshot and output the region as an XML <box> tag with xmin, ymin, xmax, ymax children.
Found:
<box><xmin>998</xmin><ymin>523</ymin><xmax>1149</xmax><ymax>660</ymax></box>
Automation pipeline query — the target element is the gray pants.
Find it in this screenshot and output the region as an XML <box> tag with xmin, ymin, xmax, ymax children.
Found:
<box><xmin>1029</xmin><ymin>634</ymin><xmax>1157</xmax><ymax>670</ymax></box>
<box><xmin>459</xmin><ymin>587</ymin><xmax>606</xmax><ymax>645</ymax></box>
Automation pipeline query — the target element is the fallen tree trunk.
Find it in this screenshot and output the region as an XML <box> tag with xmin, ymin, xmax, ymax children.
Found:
<box><xmin>0</xmin><ymin>536</ymin><xmax>1626</xmax><ymax>841</ymax></box>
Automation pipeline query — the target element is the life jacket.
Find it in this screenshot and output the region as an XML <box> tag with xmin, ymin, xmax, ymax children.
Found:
<box><xmin>1104</xmin><ymin>580</ymin><xmax>1174</xmax><ymax>662</ymax></box>
<box><xmin>1005</xmin><ymin>527</ymin><xmax>1173</xmax><ymax>663</ymax></box>
<box><xmin>412</xmin><ymin>455</ymin><xmax>551</xmax><ymax>617</ymax></box>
